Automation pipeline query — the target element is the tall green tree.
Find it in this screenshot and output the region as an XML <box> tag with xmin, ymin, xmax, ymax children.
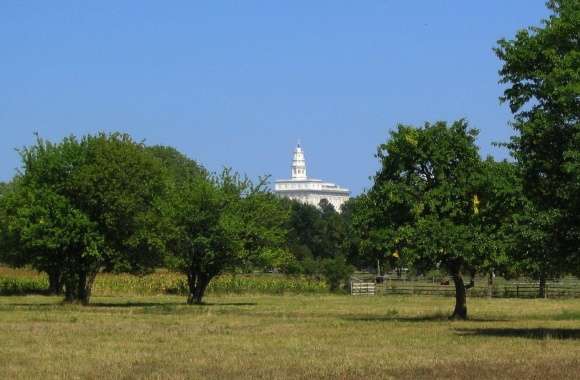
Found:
<box><xmin>340</xmin><ymin>196</ymin><xmax>369</xmax><ymax>270</ymax></box>
<box><xmin>285</xmin><ymin>199</ymin><xmax>349</xmax><ymax>264</ymax></box>
<box><xmin>147</xmin><ymin>145</ymin><xmax>206</xmax><ymax>184</ymax></box>
<box><xmin>511</xmin><ymin>204</ymin><xmax>565</xmax><ymax>297</ymax></box>
<box><xmin>1</xmin><ymin>184</ymin><xmax>101</xmax><ymax>296</ymax></box>
<box><xmin>0</xmin><ymin>133</ymin><xmax>167</xmax><ymax>304</ymax></box>
<box><xmin>319</xmin><ymin>199</ymin><xmax>348</xmax><ymax>259</ymax></box>
<box><xmin>349</xmin><ymin>193</ymin><xmax>407</xmax><ymax>275</ymax></box>
<box><xmin>285</xmin><ymin>200</ymin><xmax>324</xmax><ymax>261</ymax></box>
<box><xmin>495</xmin><ymin>0</ymin><xmax>580</xmax><ymax>273</ymax></box>
<box><xmin>163</xmin><ymin>169</ymin><xmax>290</xmax><ymax>304</ymax></box>
<box><xmin>475</xmin><ymin>158</ymin><xmax>526</xmax><ymax>294</ymax></box>
<box><xmin>366</xmin><ymin>120</ymin><xmax>501</xmax><ymax>319</ymax></box>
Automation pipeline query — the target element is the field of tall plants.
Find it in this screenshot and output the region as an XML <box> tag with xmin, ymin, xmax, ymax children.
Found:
<box><xmin>0</xmin><ymin>266</ymin><xmax>328</xmax><ymax>296</ymax></box>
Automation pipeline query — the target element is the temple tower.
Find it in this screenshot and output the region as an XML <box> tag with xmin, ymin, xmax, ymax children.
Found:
<box><xmin>291</xmin><ymin>142</ymin><xmax>307</xmax><ymax>179</ymax></box>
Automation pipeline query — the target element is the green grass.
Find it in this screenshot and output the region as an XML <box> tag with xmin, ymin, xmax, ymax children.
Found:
<box><xmin>1</xmin><ymin>294</ymin><xmax>579</xmax><ymax>379</ymax></box>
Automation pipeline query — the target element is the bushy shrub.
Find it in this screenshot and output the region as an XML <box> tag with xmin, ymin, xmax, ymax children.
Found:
<box><xmin>321</xmin><ymin>256</ymin><xmax>354</xmax><ymax>292</ymax></box>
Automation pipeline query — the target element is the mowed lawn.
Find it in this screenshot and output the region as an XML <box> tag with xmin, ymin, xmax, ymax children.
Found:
<box><xmin>0</xmin><ymin>294</ymin><xmax>579</xmax><ymax>379</ymax></box>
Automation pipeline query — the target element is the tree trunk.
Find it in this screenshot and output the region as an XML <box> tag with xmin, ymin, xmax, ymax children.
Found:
<box><xmin>187</xmin><ymin>271</ymin><xmax>211</xmax><ymax>305</ymax></box>
<box><xmin>64</xmin><ymin>276</ymin><xmax>77</xmax><ymax>303</ymax></box>
<box><xmin>448</xmin><ymin>261</ymin><xmax>468</xmax><ymax>320</ymax></box>
<box><xmin>47</xmin><ymin>269</ymin><xmax>64</xmax><ymax>295</ymax></box>
<box><xmin>195</xmin><ymin>276</ymin><xmax>210</xmax><ymax>304</ymax></box>
<box><xmin>187</xmin><ymin>272</ymin><xmax>196</xmax><ymax>305</ymax></box>
<box><xmin>62</xmin><ymin>271</ymin><xmax>97</xmax><ymax>305</ymax></box>
<box><xmin>78</xmin><ymin>271</ymin><xmax>97</xmax><ymax>305</ymax></box>
<box><xmin>539</xmin><ymin>273</ymin><xmax>547</xmax><ymax>299</ymax></box>
<box><xmin>487</xmin><ymin>271</ymin><xmax>494</xmax><ymax>299</ymax></box>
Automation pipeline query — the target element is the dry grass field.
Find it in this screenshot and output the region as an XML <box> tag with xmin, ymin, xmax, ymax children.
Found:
<box><xmin>0</xmin><ymin>294</ymin><xmax>579</xmax><ymax>379</ymax></box>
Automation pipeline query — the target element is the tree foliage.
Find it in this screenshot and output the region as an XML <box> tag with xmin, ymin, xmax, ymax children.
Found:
<box><xmin>495</xmin><ymin>0</ymin><xmax>580</xmax><ymax>272</ymax></box>
<box><xmin>0</xmin><ymin>133</ymin><xmax>167</xmax><ymax>304</ymax></box>
<box><xmin>285</xmin><ymin>199</ymin><xmax>349</xmax><ymax>262</ymax></box>
<box><xmin>162</xmin><ymin>169</ymin><xmax>290</xmax><ymax>304</ymax></box>
<box><xmin>147</xmin><ymin>145</ymin><xmax>206</xmax><ymax>185</ymax></box>
<box><xmin>320</xmin><ymin>255</ymin><xmax>355</xmax><ymax>292</ymax></box>
<box><xmin>363</xmin><ymin>120</ymin><xmax>511</xmax><ymax>319</ymax></box>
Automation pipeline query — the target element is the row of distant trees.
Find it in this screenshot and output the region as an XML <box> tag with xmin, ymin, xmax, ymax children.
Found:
<box><xmin>0</xmin><ymin>128</ymin><xmax>360</xmax><ymax>305</ymax></box>
<box><xmin>0</xmin><ymin>134</ymin><xmax>357</xmax><ymax>305</ymax></box>
<box><xmin>0</xmin><ymin>1</ymin><xmax>577</xmax><ymax>319</ymax></box>
<box><xmin>0</xmin><ymin>136</ymin><xmax>292</xmax><ymax>305</ymax></box>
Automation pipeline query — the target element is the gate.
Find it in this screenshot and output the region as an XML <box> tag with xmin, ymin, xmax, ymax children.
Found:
<box><xmin>350</xmin><ymin>277</ymin><xmax>375</xmax><ymax>296</ymax></box>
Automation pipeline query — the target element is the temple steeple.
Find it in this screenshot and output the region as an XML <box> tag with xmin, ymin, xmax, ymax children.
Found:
<box><xmin>291</xmin><ymin>141</ymin><xmax>307</xmax><ymax>179</ymax></box>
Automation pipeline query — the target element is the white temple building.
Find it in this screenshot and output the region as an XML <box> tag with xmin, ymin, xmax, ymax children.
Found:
<box><xmin>274</xmin><ymin>142</ymin><xmax>350</xmax><ymax>212</ymax></box>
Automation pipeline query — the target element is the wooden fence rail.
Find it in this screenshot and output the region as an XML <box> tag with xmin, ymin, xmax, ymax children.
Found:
<box><xmin>351</xmin><ymin>277</ymin><xmax>580</xmax><ymax>299</ymax></box>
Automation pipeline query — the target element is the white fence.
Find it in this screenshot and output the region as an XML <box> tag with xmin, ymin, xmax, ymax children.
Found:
<box><xmin>350</xmin><ymin>275</ymin><xmax>580</xmax><ymax>299</ymax></box>
<box><xmin>350</xmin><ymin>280</ymin><xmax>375</xmax><ymax>296</ymax></box>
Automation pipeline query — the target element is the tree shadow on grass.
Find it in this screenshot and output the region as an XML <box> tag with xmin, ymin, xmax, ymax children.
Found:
<box><xmin>0</xmin><ymin>291</ymin><xmax>51</xmax><ymax>297</ymax></box>
<box><xmin>90</xmin><ymin>301</ymin><xmax>257</xmax><ymax>308</ymax></box>
<box><xmin>201</xmin><ymin>302</ymin><xmax>257</xmax><ymax>306</ymax></box>
<box><xmin>343</xmin><ymin>314</ymin><xmax>445</xmax><ymax>323</ymax></box>
<box><xmin>343</xmin><ymin>313</ymin><xmax>508</xmax><ymax>323</ymax></box>
<box><xmin>0</xmin><ymin>303</ymin><xmax>60</xmax><ymax>310</ymax></box>
<box><xmin>90</xmin><ymin>301</ymin><xmax>258</xmax><ymax>315</ymax></box>
<box><xmin>455</xmin><ymin>328</ymin><xmax>580</xmax><ymax>340</ymax></box>
<box><xmin>90</xmin><ymin>302</ymin><xmax>183</xmax><ymax>308</ymax></box>
<box><xmin>0</xmin><ymin>301</ymin><xmax>257</xmax><ymax>309</ymax></box>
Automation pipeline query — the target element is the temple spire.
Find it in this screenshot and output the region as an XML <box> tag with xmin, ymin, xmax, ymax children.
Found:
<box><xmin>291</xmin><ymin>142</ymin><xmax>307</xmax><ymax>179</ymax></box>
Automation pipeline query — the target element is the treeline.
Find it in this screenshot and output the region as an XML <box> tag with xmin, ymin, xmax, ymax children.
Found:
<box><xmin>0</xmin><ymin>1</ymin><xmax>578</xmax><ymax>319</ymax></box>
<box><xmin>0</xmin><ymin>135</ymin><xmax>359</xmax><ymax>305</ymax></box>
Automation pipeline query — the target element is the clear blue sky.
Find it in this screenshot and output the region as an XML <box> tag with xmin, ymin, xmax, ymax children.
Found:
<box><xmin>0</xmin><ymin>1</ymin><xmax>549</xmax><ymax>195</ymax></box>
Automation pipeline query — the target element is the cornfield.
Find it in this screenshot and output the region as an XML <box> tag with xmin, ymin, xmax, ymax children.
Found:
<box><xmin>0</xmin><ymin>267</ymin><xmax>328</xmax><ymax>296</ymax></box>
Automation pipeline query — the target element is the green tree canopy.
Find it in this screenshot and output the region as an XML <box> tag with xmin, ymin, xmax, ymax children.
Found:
<box><xmin>0</xmin><ymin>133</ymin><xmax>168</xmax><ymax>304</ymax></box>
<box><xmin>147</xmin><ymin>145</ymin><xmax>206</xmax><ymax>185</ymax></box>
<box><xmin>364</xmin><ymin>120</ymin><xmax>511</xmax><ymax>319</ymax></box>
<box><xmin>285</xmin><ymin>199</ymin><xmax>349</xmax><ymax>263</ymax></box>
<box><xmin>495</xmin><ymin>0</ymin><xmax>580</xmax><ymax>272</ymax></box>
<box><xmin>471</xmin><ymin>158</ymin><xmax>527</xmax><ymax>292</ymax></box>
<box><xmin>163</xmin><ymin>169</ymin><xmax>290</xmax><ymax>304</ymax></box>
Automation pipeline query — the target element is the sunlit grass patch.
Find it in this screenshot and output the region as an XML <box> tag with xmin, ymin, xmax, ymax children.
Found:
<box><xmin>0</xmin><ymin>294</ymin><xmax>579</xmax><ymax>379</ymax></box>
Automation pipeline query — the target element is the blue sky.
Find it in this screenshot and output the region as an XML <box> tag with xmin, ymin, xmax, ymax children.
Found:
<box><xmin>0</xmin><ymin>1</ymin><xmax>549</xmax><ymax>194</ymax></box>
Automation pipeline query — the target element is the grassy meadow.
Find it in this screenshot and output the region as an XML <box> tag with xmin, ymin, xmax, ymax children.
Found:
<box><xmin>0</xmin><ymin>293</ymin><xmax>579</xmax><ymax>379</ymax></box>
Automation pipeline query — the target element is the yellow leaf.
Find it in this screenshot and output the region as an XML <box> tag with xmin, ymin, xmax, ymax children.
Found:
<box><xmin>473</xmin><ymin>194</ymin><xmax>480</xmax><ymax>214</ymax></box>
<box><xmin>405</xmin><ymin>134</ymin><xmax>418</xmax><ymax>146</ymax></box>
